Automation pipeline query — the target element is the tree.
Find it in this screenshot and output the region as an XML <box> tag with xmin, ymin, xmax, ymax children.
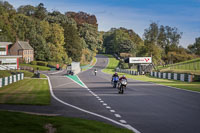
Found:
<box><xmin>188</xmin><ymin>37</ymin><xmax>200</xmax><ymax>56</ymax></box>
<box><xmin>143</xmin><ymin>22</ymin><xmax>183</xmax><ymax>65</ymax></box>
<box><xmin>103</xmin><ymin>28</ymin><xmax>139</xmax><ymax>55</ymax></box>
<box><xmin>34</xmin><ymin>3</ymin><xmax>47</xmax><ymax>20</ymax></box>
<box><xmin>17</xmin><ymin>5</ymin><xmax>36</xmax><ymax>16</ymax></box>
<box><xmin>63</xmin><ymin>23</ymin><xmax>83</xmax><ymax>62</ymax></box>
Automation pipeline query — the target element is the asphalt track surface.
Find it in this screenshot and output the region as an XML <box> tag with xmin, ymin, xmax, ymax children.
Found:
<box><xmin>1</xmin><ymin>54</ymin><xmax>200</xmax><ymax>133</ymax></box>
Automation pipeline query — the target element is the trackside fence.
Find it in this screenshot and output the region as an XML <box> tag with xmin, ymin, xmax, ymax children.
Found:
<box><xmin>150</xmin><ymin>72</ymin><xmax>194</xmax><ymax>82</ymax></box>
<box><xmin>116</xmin><ymin>68</ymin><xmax>139</xmax><ymax>75</ymax></box>
<box><xmin>0</xmin><ymin>73</ymin><xmax>24</xmax><ymax>88</ymax></box>
<box><xmin>115</xmin><ymin>68</ymin><xmax>198</xmax><ymax>82</ymax></box>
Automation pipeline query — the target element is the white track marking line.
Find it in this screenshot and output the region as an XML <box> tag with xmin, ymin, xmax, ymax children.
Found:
<box><xmin>103</xmin><ymin>103</ymin><xmax>107</xmax><ymax>106</ymax></box>
<box><xmin>110</xmin><ymin>110</ymin><xmax>115</xmax><ymax>113</ymax></box>
<box><xmin>115</xmin><ymin>114</ymin><xmax>121</xmax><ymax>118</ymax></box>
<box><xmin>100</xmin><ymin>101</ymin><xmax>104</xmax><ymax>103</ymax></box>
<box><xmin>47</xmin><ymin>74</ymin><xmax>140</xmax><ymax>133</ymax></box>
<box><xmin>106</xmin><ymin>106</ymin><xmax>111</xmax><ymax>109</ymax></box>
<box><xmin>120</xmin><ymin>120</ymin><xmax>127</xmax><ymax>124</ymax></box>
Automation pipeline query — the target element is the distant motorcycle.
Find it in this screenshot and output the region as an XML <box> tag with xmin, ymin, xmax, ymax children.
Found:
<box><xmin>118</xmin><ymin>79</ymin><xmax>127</xmax><ymax>94</ymax></box>
<box><xmin>111</xmin><ymin>76</ymin><xmax>119</xmax><ymax>88</ymax></box>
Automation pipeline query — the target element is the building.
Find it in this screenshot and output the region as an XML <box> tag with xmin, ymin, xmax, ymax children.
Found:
<box><xmin>9</xmin><ymin>41</ymin><xmax>34</xmax><ymax>63</ymax></box>
<box><xmin>0</xmin><ymin>42</ymin><xmax>21</xmax><ymax>70</ymax></box>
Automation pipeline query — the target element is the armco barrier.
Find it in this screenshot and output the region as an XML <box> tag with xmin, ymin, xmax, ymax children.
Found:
<box><xmin>0</xmin><ymin>73</ymin><xmax>24</xmax><ymax>88</ymax></box>
<box><xmin>150</xmin><ymin>71</ymin><xmax>194</xmax><ymax>82</ymax></box>
<box><xmin>115</xmin><ymin>69</ymin><xmax>195</xmax><ymax>82</ymax></box>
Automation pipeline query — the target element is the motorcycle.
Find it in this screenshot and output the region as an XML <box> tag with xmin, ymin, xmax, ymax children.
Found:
<box><xmin>111</xmin><ymin>76</ymin><xmax>119</xmax><ymax>88</ymax></box>
<box><xmin>118</xmin><ymin>79</ymin><xmax>127</xmax><ymax>94</ymax></box>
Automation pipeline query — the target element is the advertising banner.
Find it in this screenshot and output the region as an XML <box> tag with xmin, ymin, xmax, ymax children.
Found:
<box><xmin>129</xmin><ymin>57</ymin><xmax>152</xmax><ymax>63</ymax></box>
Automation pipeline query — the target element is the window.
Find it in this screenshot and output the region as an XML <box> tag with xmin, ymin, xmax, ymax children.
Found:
<box><xmin>0</xmin><ymin>47</ymin><xmax>6</xmax><ymax>51</ymax></box>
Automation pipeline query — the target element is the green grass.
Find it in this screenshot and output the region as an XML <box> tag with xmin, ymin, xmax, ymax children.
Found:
<box><xmin>0</xmin><ymin>111</ymin><xmax>132</xmax><ymax>133</ymax></box>
<box><xmin>158</xmin><ymin>58</ymin><xmax>200</xmax><ymax>73</ymax></box>
<box><xmin>20</xmin><ymin>63</ymin><xmax>51</xmax><ymax>71</ymax></box>
<box><xmin>0</xmin><ymin>70</ymin><xmax>46</xmax><ymax>78</ymax></box>
<box><xmin>103</xmin><ymin>54</ymin><xmax>200</xmax><ymax>92</ymax></box>
<box><xmin>0</xmin><ymin>78</ymin><xmax>50</xmax><ymax>105</ymax></box>
<box><xmin>81</xmin><ymin>57</ymin><xmax>97</xmax><ymax>71</ymax></box>
<box><xmin>0</xmin><ymin>70</ymin><xmax>12</xmax><ymax>78</ymax></box>
<box><xmin>102</xmin><ymin>54</ymin><xmax>119</xmax><ymax>74</ymax></box>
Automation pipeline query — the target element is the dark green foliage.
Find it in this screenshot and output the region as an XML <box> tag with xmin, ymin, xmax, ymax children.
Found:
<box><xmin>34</xmin><ymin>3</ymin><xmax>47</xmax><ymax>20</ymax></box>
<box><xmin>188</xmin><ymin>37</ymin><xmax>200</xmax><ymax>56</ymax></box>
<box><xmin>36</xmin><ymin>61</ymin><xmax>48</xmax><ymax>66</ymax></box>
<box><xmin>17</xmin><ymin>5</ymin><xmax>36</xmax><ymax>16</ymax></box>
<box><xmin>63</xmin><ymin>23</ymin><xmax>83</xmax><ymax>62</ymax></box>
<box><xmin>30</xmin><ymin>61</ymin><xmax>37</xmax><ymax>65</ymax></box>
<box><xmin>142</xmin><ymin>22</ymin><xmax>188</xmax><ymax>65</ymax></box>
<box><xmin>103</xmin><ymin>28</ymin><xmax>140</xmax><ymax>56</ymax></box>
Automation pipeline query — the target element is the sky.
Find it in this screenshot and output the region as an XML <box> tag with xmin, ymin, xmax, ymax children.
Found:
<box><xmin>5</xmin><ymin>0</ymin><xmax>200</xmax><ymax>48</ymax></box>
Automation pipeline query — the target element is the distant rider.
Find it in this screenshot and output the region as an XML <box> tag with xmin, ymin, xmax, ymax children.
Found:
<box><xmin>94</xmin><ymin>68</ymin><xmax>98</xmax><ymax>76</ymax></box>
<box><xmin>112</xmin><ymin>72</ymin><xmax>119</xmax><ymax>81</ymax></box>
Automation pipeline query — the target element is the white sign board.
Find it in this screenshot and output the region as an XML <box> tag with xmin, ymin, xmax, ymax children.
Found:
<box><xmin>129</xmin><ymin>57</ymin><xmax>152</xmax><ymax>64</ymax></box>
<box><xmin>1</xmin><ymin>58</ymin><xmax>17</xmax><ymax>63</ymax></box>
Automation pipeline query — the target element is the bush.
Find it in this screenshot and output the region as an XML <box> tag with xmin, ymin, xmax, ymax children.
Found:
<box><xmin>37</xmin><ymin>61</ymin><xmax>48</xmax><ymax>66</ymax></box>
<box><xmin>30</xmin><ymin>61</ymin><xmax>37</xmax><ymax>65</ymax></box>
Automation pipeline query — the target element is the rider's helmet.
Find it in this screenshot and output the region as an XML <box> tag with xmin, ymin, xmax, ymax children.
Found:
<box><xmin>115</xmin><ymin>72</ymin><xmax>118</xmax><ymax>74</ymax></box>
<box><xmin>123</xmin><ymin>75</ymin><xmax>125</xmax><ymax>77</ymax></box>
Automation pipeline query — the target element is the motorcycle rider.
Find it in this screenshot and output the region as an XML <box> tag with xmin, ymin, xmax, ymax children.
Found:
<box><xmin>118</xmin><ymin>75</ymin><xmax>127</xmax><ymax>86</ymax></box>
<box><xmin>119</xmin><ymin>75</ymin><xmax>127</xmax><ymax>81</ymax></box>
<box><xmin>112</xmin><ymin>72</ymin><xmax>119</xmax><ymax>88</ymax></box>
<box><xmin>112</xmin><ymin>72</ymin><xmax>119</xmax><ymax>79</ymax></box>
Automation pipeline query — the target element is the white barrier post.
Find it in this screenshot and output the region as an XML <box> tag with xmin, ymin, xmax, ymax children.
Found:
<box><xmin>163</xmin><ymin>73</ymin><xmax>166</xmax><ymax>79</ymax></box>
<box><xmin>180</xmin><ymin>74</ymin><xmax>185</xmax><ymax>81</ymax></box>
<box><xmin>188</xmin><ymin>75</ymin><xmax>193</xmax><ymax>82</ymax></box>
<box><xmin>14</xmin><ymin>75</ymin><xmax>16</xmax><ymax>82</ymax></box>
<box><xmin>158</xmin><ymin>72</ymin><xmax>161</xmax><ymax>78</ymax></box>
<box><xmin>18</xmin><ymin>74</ymin><xmax>20</xmax><ymax>81</ymax></box>
<box><xmin>168</xmin><ymin>73</ymin><xmax>171</xmax><ymax>80</ymax></box>
<box><xmin>10</xmin><ymin>76</ymin><xmax>12</xmax><ymax>84</ymax></box>
<box><xmin>174</xmin><ymin>73</ymin><xmax>177</xmax><ymax>80</ymax></box>
<box><xmin>5</xmin><ymin>77</ymin><xmax>8</xmax><ymax>86</ymax></box>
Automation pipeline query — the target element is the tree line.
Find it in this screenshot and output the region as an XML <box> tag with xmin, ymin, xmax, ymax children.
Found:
<box><xmin>0</xmin><ymin>1</ymin><xmax>199</xmax><ymax>66</ymax></box>
<box><xmin>103</xmin><ymin>23</ymin><xmax>199</xmax><ymax>66</ymax></box>
<box><xmin>0</xmin><ymin>1</ymin><xmax>100</xmax><ymax>65</ymax></box>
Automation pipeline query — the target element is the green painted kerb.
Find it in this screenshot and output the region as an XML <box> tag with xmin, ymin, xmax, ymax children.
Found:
<box><xmin>66</xmin><ymin>75</ymin><xmax>85</xmax><ymax>88</ymax></box>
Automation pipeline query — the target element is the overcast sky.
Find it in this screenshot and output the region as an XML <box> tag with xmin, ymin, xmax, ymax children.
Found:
<box><xmin>6</xmin><ymin>0</ymin><xmax>200</xmax><ymax>48</ymax></box>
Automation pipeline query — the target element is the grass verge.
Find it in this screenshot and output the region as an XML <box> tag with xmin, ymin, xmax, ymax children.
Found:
<box><xmin>0</xmin><ymin>111</ymin><xmax>132</xmax><ymax>133</ymax></box>
<box><xmin>103</xmin><ymin>54</ymin><xmax>200</xmax><ymax>92</ymax></box>
<box><xmin>0</xmin><ymin>70</ymin><xmax>46</xmax><ymax>78</ymax></box>
<box><xmin>0</xmin><ymin>70</ymin><xmax>12</xmax><ymax>78</ymax></box>
<box><xmin>81</xmin><ymin>57</ymin><xmax>97</xmax><ymax>71</ymax></box>
<box><xmin>0</xmin><ymin>78</ymin><xmax>50</xmax><ymax>105</ymax></box>
<box><xmin>20</xmin><ymin>63</ymin><xmax>51</xmax><ymax>71</ymax></box>
<box><xmin>102</xmin><ymin>54</ymin><xmax>119</xmax><ymax>74</ymax></box>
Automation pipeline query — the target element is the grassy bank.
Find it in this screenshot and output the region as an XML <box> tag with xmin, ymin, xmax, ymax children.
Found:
<box><xmin>0</xmin><ymin>111</ymin><xmax>132</xmax><ymax>133</ymax></box>
<box><xmin>0</xmin><ymin>78</ymin><xmax>50</xmax><ymax>105</ymax></box>
<box><xmin>81</xmin><ymin>57</ymin><xmax>97</xmax><ymax>71</ymax></box>
<box><xmin>20</xmin><ymin>63</ymin><xmax>51</xmax><ymax>71</ymax></box>
<box><xmin>0</xmin><ymin>70</ymin><xmax>46</xmax><ymax>78</ymax></box>
<box><xmin>102</xmin><ymin>54</ymin><xmax>119</xmax><ymax>74</ymax></box>
<box><xmin>0</xmin><ymin>70</ymin><xmax>12</xmax><ymax>78</ymax></box>
<box><xmin>103</xmin><ymin>55</ymin><xmax>200</xmax><ymax>92</ymax></box>
<box><xmin>158</xmin><ymin>58</ymin><xmax>200</xmax><ymax>75</ymax></box>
